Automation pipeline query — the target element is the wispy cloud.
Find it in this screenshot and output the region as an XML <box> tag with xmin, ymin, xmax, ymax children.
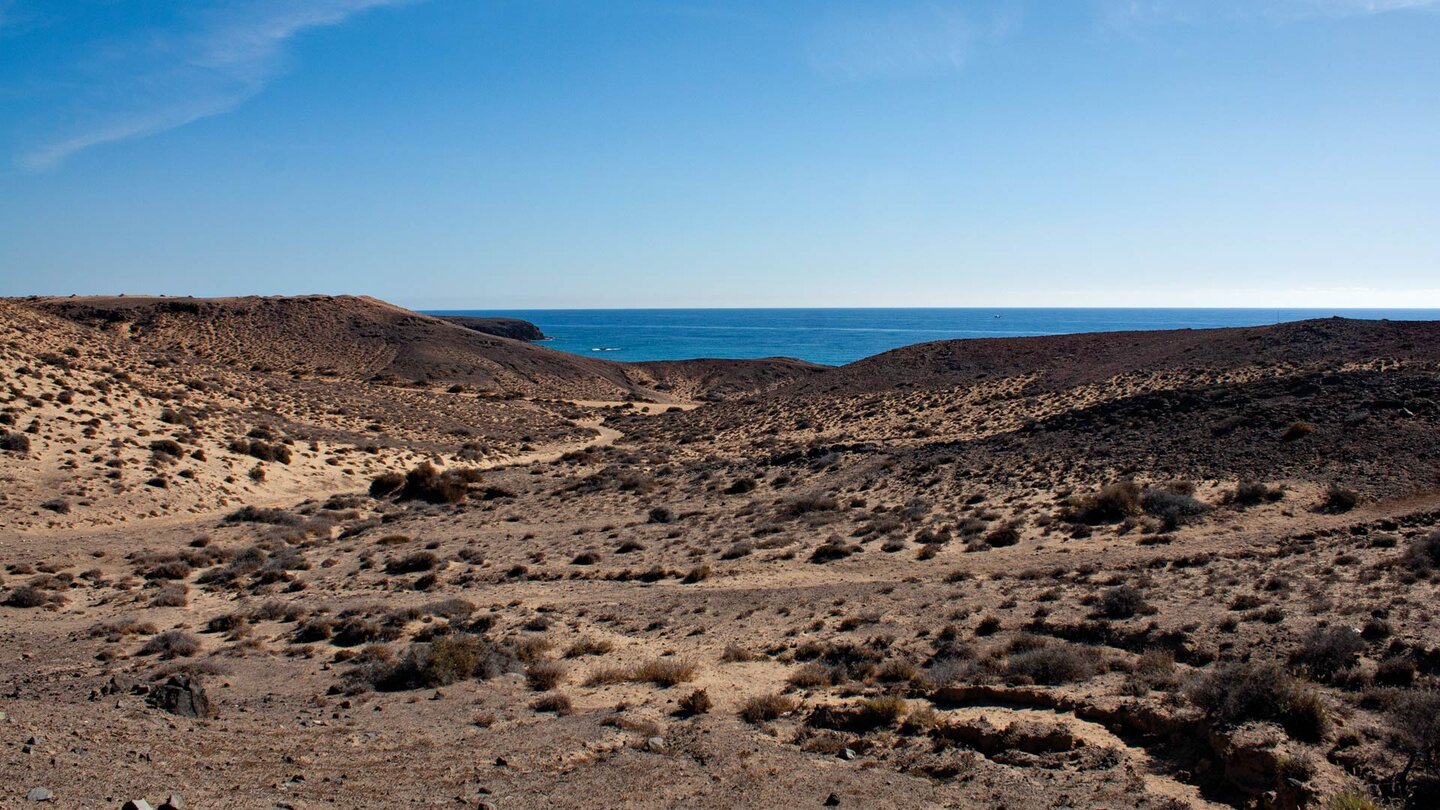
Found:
<box><xmin>16</xmin><ymin>0</ymin><xmax>415</xmax><ymax>171</ymax></box>
<box><xmin>1100</xmin><ymin>0</ymin><xmax>1440</xmax><ymax>27</ymax></box>
<box><xmin>806</xmin><ymin>1</ymin><xmax>1021</xmax><ymax>81</ymax></box>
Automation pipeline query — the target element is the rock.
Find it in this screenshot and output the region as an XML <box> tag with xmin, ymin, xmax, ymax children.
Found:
<box><xmin>644</xmin><ymin>736</ymin><xmax>665</xmax><ymax>752</ymax></box>
<box><xmin>160</xmin><ymin>794</ymin><xmax>185</xmax><ymax>809</ymax></box>
<box><xmin>26</xmin><ymin>787</ymin><xmax>54</xmax><ymax>802</ymax></box>
<box><xmin>824</xmin><ymin>794</ymin><xmax>841</xmax><ymax>807</ymax></box>
<box><xmin>121</xmin><ymin>801</ymin><xmax>153</xmax><ymax>810</ymax></box>
<box><xmin>839</xmin><ymin>748</ymin><xmax>856</xmax><ymax>760</ymax></box>
<box><xmin>146</xmin><ymin>675</ymin><xmax>215</xmax><ymax>718</ymax></box>
<box><xmin>493</xmin><ymin>756</ymin><xmax>508</xmax><ymax>767</ymax></box>
<box><xmin>101</xmin><ymin>675</ymin><xmax>142</xmax><ymax>697</ymax></box>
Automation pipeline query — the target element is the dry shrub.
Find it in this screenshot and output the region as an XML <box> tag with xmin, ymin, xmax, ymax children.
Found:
<box><xmin>984</xmin><ymin>525</ymin><xmax>1020</xmax><ymax>548</ymax></box>
<box><xmin>149</xmin><ymin>582</ymin><xmax>189</xmax><ymax>607</ymax></box>
<box><xmin>370</xmin><ymin>462</ymin><xmax>484</xmax><ymax>504</ymax></box>
<box><xmin>225</xmin><ymin>505</ymin><xmax>300</xmax><ymax>526</ymax></box>
<box><xmin>1290</xmin><ymin>627</ymin><xmax>1364</xmax><ymax>682</ymax></box>
<box><xmin>531</xmin><ymin>693</ymin><xmax>574</xmax><ymax>715</ymax></box>
<box><xmin>740</xmin><ymin>693</ymin><xmax>797</xmax><ymax>724</ymax></box>
<box><xmin>678</xmin><ymin>688</ymin><xmax>713</xmax><ymax>716</ymax></box>
<box><xmin>91</xmin><ymin>617</ymin><xmax>158</xmax><ymax>640</ymax></box>
<box><xmin>526</xmin><ymin>660</ymin><xmax>568</xmax><ymax>691</ymax></box>
<box><xmin>205</xmin><ymin>613</ymin><xmax>249</xmax><ymax>634</ymax></box>
<box><xmin>782</xmin><ymin>492</ymin><xmax>839</xmax><ymax>517</ymax></box>
<box><xmin>1321</xmin><ymin>485</ymin><xmax>1360</xmax><ymax>513</ymax></box>
<box><xmin>1140</xmin><ymin>487</ymin><xmax>1210</xmax><ymax>529</ymax></box>
<box><xmin>809</xmin><ymin>696</ymin><xmax>908</xmax><ymax>732</ymax></box>
<box><xmin>1064</xmin><ymin>482</ymin><xmax>1142</xmax><ymax>524</ymax></box>
<box><xmin>3</xmin><ymin>585</ymin><xmax>47</xmax><ymax>608</ymax></box>
<box><xmin>141</xmin><ymin>630</ymin><xmax>201</xmax><ymax>659</ymax></box>
<box><xmin>144</xmin><ymin>560</ymin><xmax>192</xmax><ymax>580</ymax></box>
<box><xmin>720</xmin><ymin>644</ymin><xmax>763</xmax><ymax>663</ymax></box>
<box><xmin>1188</xmin><ymin>660</ymin><xmax>1329</xmax><ymax>741</ymax></box>
<box><xmin>633</xmin><ymin>659</ymin><xmax>697</xmax><ymax>687</ymax></box>
<box><xmin>1227</xmin><ymin>481</ymin><xmax>1284</xmax><ymax>506</ymax></box>
<box><xmin>1388</xmin><ymin>690</ymin><xmax>1440</xmax><ymax>785</ymax></box>
<box><xmin>369</xmin><ymin>472</ymin><xmax>404</xmax><ymax>498</ymax></box>
<box><xmin>788</xmin><ymin>662</ymin><xmax>833</xmax><ymax>689</ymax></box>
<box><xmin>386</xmin><ymin>552</ymin><xmax>438</xmax><ymax>575</ymax></box>
<box><xmin>1280</xmin><ymin>421</ymin><xmax>1314</xmax><ymax>442</ymax></box>
<box><xmin>1004</xmin><ymin>639</ymin><xmax>1100</xmax><ymax>685</ymax></box>
<box><xmin>810</xmin><ymin>538</ymin><xmax>860</xmax><ymax>563</ymax></box>
<box><xmin>352</xmin><ymin>634</ymin><xmax>518</xmax><ymax>691</ymax></box>
<box><xmin>726</xmin><ymin>478</ymin><xmax>757</xmax><ymax>494</ymax></box>
<box><xmin>1098</xmin><ymin>585</ymin><xmax>1148</xmax><ymax>619</ymax></box>
<box><xmin>563</xmin><ymin>637</ymin><xmax>614</xmax><ymax>658</ymax></box>
<box><xmin>1402</xmin><ymin>531</ymin><xmax>1440</xmax><ymax>573</ymax></box>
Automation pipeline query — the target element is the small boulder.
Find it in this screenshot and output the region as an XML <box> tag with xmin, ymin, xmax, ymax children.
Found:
<box><xmin>160</xmin><ymin>794</ymin><xmax>184</xmax><ymax>810</ymax></box>
<box><xmin>26</xmin><ymin>787</ymin><xmax>54</xmax><ymax>802</ymax></box>
<box><xmin>146</xmin><ymin>675</ymin><xmax>215</xmax><ymax>718</ymax></box>
<box><xmin>121</xmin><ymin>801</ymin><xmax>154</xmax><ymax>810</ymax></box>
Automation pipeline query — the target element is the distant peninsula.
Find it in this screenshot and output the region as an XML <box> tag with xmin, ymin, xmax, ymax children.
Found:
<box><xmin>438</xmin><ymin>314</ymin><xmax>547</xmax><ymax>341</ymax></box>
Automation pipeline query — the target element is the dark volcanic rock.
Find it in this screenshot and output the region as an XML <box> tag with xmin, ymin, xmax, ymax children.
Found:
<box><xmin>439</xmin><ymin>315</ymin><xmax>546</xmax><ymax>341</ymax></box>
<box><xmin>146</xmin><ymin>675</ymin><xmax>215</xmax><ymax>718</ymax></box>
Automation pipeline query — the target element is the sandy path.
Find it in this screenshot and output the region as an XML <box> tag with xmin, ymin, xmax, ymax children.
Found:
<box><xmin>478</xmin><ymin>417</ymin><xmax>622</xmax><ymax>469</ymax></box>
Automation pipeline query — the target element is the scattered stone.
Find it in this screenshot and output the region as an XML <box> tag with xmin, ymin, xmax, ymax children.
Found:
<box><xmin>101</xmin><ymin>675</ymin><xmax>144</xmax><ymax>697</ymax></box>
<box><xmin>146</xmin><ymin>675</ymin><xmax>215</xmax><ymax>718</ymax></box>
<box><xmin>160</xmin><ymin>794</ymin><xmax>185</xmax><ymax>810</ymax></box>
<box><xmin>824</xmin><ymin>794</ymin><xmax>841</xmax><ymax>807</ymax></box>
<box><xmin>839</xmin><ymin>748</ymin><xmax>856</xmax><ymax>761</ymax></box>
<box><xmin>25</xmin><ymin>787</ymin><xmax>54</xmax><ymax>802</ymax></box>
<box><xmin>644</xmin><ymin>736</ymin><xmax>666</xmax><ymax>752</ymax></box>
<box><xmin>121</xmin><ymin>801</ymin><xmax>153</xmax><ymax>810</ymax></box>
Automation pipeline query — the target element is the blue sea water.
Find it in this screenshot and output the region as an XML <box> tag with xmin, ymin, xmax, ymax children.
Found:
<box><xmin>425</xmin><ymin>309</ymin><xmax>1440</xmax><ymax>367</ymax></box>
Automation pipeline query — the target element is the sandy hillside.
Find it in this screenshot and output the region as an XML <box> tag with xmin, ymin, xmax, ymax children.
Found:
<box><xmin>3</xmin><ymin>298</ymin><xmax>1439</xmax><ymax>809</ymax></box>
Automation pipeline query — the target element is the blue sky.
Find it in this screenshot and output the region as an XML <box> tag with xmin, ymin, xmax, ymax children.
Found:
<box><xmin>1</xmin><ymin>0</ymin><xmax>1436</xmax><ymax>308</ymax></box>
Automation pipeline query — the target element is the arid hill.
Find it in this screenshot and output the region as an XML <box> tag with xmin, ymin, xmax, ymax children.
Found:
<box><xmin>31</xmin><ymin>295</ymin><xmax>819</xmax><ymax>402</ymax></box>
<box><xmin>4</xmin><ymin>302</ymin><xmax>1440</xmax><ymax>809</ymax></box>
<box><xmin>784</xmin><ymin>318</ymin><xmax>1440</xmax><ymax>397</ymax></box>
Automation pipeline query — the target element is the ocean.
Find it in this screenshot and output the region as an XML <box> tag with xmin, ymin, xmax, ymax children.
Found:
<box><xmin>425</xmin><ymin>308</ymin><xmax>1440</xmax><ymax>367</ymax></box>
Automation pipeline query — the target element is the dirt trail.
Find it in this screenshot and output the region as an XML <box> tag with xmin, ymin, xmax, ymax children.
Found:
<box><xmin>479</xmin><ymin>416</ymin><xmax>623</xmax><ymax>470</ymax></box>
<box><xmin>478</xmin><ymin>399</ymin><xmax>697</xmax><ymax>469</ymax></box>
